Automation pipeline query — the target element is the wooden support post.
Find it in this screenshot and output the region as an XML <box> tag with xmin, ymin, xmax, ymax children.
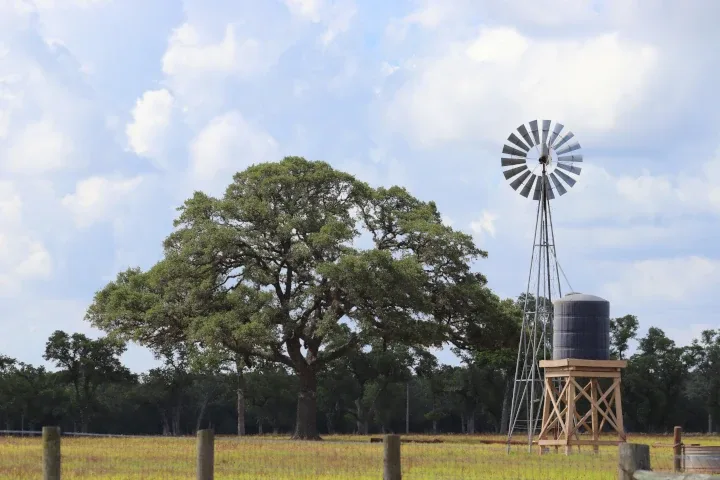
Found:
<box><xmin>383</xmin><ymin>434</ymin><xmax>401</xmax><ymax>480</ymax></box>
<box><xmin>591</xmin><ymin>379</ymin><xmax>599</xmax><ymax>453</ymax></box>
<box><xmin>565</xmin><ymin>380</ymin><xmax>575</xmax><ymax>455</ymax></box>
<box><xmin>618</xmin><ymin>443</ymin><xmax>650</xmax><ymax>480</ymax></box>
<box><xmin>196</xmin><ymin>429</ymin><xmax>214</xmax><ymax>480</ymax></box>
<box><xmin>42</xmin><ymin>426</ymin><xmax>61</xmax><ymax>480</ymax></box>
<box><xmin>673</xmin><ymin>426</ymin><xmax>682</xmax><ymax>473</ymax></box>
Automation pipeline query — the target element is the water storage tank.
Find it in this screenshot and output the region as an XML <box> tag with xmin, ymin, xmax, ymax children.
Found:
<box><xmin>552</xmin><ymin>292</ymin><xmax>610</xmax><ymax>360</ymax></box>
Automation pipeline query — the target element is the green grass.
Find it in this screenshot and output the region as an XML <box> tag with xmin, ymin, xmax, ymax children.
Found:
<box><xmin>0</xmin><ymin>433</ymin><xmax>705</xmax><ymax>479</ymax></box>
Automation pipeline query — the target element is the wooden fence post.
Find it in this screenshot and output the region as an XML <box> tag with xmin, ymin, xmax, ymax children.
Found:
<box><xmin>618</xmin><ymin>443</ymin><xmax>650</xmax><ymax>480</ymax></box>
<box><xmin>196</xmin><ymin>429</ymin><xmax>214</xmax><ymax>480</ymax></box>
<box><xmin>383</xmin><ymin>434</ymin><xmax>401</xmax><ymax>480</ymax></box>
<box><xmin>673</xmin><ymin>426</ymin><xmax>682</xmax><ymax>473</ymax></box>
<box><xmin>42</xmin><ymin>426</ymin><xmax>61</xmax><ymax>480</ymax></box>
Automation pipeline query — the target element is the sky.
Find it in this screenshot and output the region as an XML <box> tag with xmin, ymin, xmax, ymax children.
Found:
<box><xmin>1</xmin><ymin>0</ymin><xmax>719</xmax><ymax>373</ymax></box>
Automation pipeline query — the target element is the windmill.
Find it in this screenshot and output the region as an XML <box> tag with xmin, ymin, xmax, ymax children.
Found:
<box><xmin>501</xmin><ymin>120</ymin><xmax>582</xmax><ymax>450</ymax></box>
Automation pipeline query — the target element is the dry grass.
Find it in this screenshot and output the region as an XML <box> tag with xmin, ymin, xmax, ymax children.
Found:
<box><xmin>0</xmin><ymin>433</ymin><xmax>714</xmax><ymax>479</ymax></box>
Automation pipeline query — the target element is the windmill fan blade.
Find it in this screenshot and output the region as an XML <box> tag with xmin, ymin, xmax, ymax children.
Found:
<box><xmin>546</xmin><ymin>182</ymin><xmax>555</xmax><ymax>200</ymax></box>
<box><xmin>509</xmin><ymin>170</ymin><xmax>532</xmax><ymax>190</ymax></box>
<box><xmin>549</xmin><ymin>172</ymin><xmax>567</xmax><ymax>196</ymax></box>
<box><xmin>507</xmin><ymin>133</ymin><xmax>530</xmax><ymax>152</ymax></box>
<box><xmin>501</xmin><ymin>158</ymin><xmax>526</xmax><ymax>167</ymax></box>
<box><xmin>520</xmin><ymin>174</ymin><xmax>536</xmax><ymax>197</ymax></box>
<box><xmin>547</xmin><ymin>123</ymin><xmax>564</xmax><ymax>147</ymax></box>
<box><xmin>500</xmin><ymin>120</ymin><xmax>583</xmax><ymax>200</ymax></box>
<box><xmin>554</xmin><ymin>168</ymin><xmax>577</xmax><ymax>187</ymax></box>
<box><xmin>529</xmin><ymin>120</ymin><xmax>540</xmax><ymax>146</ymax></box>
<box><xmin>502</xmin><ymin>145</ymin><xmax>527</xmax><ymax>157</ymax></box>
<box><xmin>553</xmin><ymin>131</ymin><xmax>575</xmax><ymax>149</ymax></box>
<box><xmin>503</xmin><ymin>165</ymin><xmax>527</xmax><ymax>179</ymax></box>
<box><xmin>532</xmin><ymin>176</ymin><xmax>543</xmax><ymax>200</ymax></box>
<box><xmin>555</xmin><ymin>141</ymin><xmax>581</xmax><ymax>155</ymax></box>
<box><xmin>556</xmin><ymin>163</ymin><xmax>581</xmax><ymax>175</ymax></box>
<box><xmin>517</xmin><ymin>124</ymin><xmax>535</xmax><ymax>148</ymax></box>
<box><xmin>541</xmin><ymin>120</ymin><xmax>551</xmax><ymax>147</ymax></box>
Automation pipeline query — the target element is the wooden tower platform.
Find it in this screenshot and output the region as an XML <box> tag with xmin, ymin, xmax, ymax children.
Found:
<box><xmin>537</xmin><ymin>359</ymin><xmax>627</xmax><ymax>454</ymax></box>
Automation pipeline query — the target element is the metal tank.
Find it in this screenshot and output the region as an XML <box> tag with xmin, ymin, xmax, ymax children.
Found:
<box><xmin>552</xmin><ymin>292</ymin><xmax>610</xmax><ymax>360</ymax></box>
<box><xmin>683</xmin><ymin>446</ymin><xmax>720</xmax><ymax>473</ymax></box>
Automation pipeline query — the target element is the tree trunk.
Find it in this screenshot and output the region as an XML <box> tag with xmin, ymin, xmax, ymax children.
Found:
<box><xmin>326</xmin><ymin>412</ymin><xmax>335</xmax><ymax>434</ymax></box>
<box><xmin>499</xmin><ymin>379</ymin><xmax>511</xmax><ymax>435</ymax></box>
<box><xmin>172</xmin><ymin>404</ymin><xmax>181</xmax><ymax>436</ymax></box>
<box><xmin>258</xmin><ymin>421</ymin><xmax>263</xmax><ymax>435</ymax></box>
<box><xmin>196</xmin><ymin>397</ymin><xmax>209</xmax><ymax>433</ymax></box>
<box><xmin>355</xmin><ymin>399</ymin><xmax>369</xmax><ymax>434</ymax></box>
<box><xmin>292</xmin><ymin>366</ymin><xmax>320</xmax><ymax>440</ymax></box>
<box><xmin>709</xmin><ymin>412</ymin><xmax>714</xmax><ymax>434</ymax></box>
<box><xmin>466</xmin><ymin>411</ymin><xmax>476</xmax><ymax>434</ymax></box>
<box><xmin>161</xmin><ymin>411</ymin><xmax>171</xmax><ymax>436</ymax></box>
<box><xmin>236</xmin><ymin>369</ymin><xmax>246</xmax><ymax>436</ymax></box>
<box><xmin>79</xmin><ymin>407</ymin><xmax>88</xmax><ymax>433</ymax></box>
<box><xmin>460</xmin><ymin>412</ymin><xmax>466</xmax><ymax>434</ymax></box>
<box><xmin>432</xmin><ymin>420</ymin><xmax>438</xmax><ymax>434</ymax></box>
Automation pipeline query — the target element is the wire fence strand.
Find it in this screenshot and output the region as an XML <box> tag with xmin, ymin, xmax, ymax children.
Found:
<box><xmin>0</xmin><ymin>431</ymin><xmax>708</xmax><ymax>479</ymax></box>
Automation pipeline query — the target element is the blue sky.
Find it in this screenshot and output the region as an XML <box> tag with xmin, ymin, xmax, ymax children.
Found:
<box><xmin>1</xmin><ymin>0</ymin><xmax>719</xmax><ymax>373</ymax></box>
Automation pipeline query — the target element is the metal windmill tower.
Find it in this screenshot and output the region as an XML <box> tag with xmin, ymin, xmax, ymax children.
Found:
<box><xmin>501</xmin><ymin>120</ymin><xmax>582</xmax><ymax>450</ymax></box>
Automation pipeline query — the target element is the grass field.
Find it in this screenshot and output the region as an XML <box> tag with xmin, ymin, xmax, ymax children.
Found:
<box><xmin>0</xmin><ymin>433</ymin><xmax>711</xmax><ymax>479</ymax></box>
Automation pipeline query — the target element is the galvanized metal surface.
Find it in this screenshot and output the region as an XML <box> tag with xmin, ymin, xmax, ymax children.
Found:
<box><xmin>684</xmin><ymin>446</ymin><xmax>720</xmax><ymax>474</ymax></box>
<box><xmin>552</xmin><ymin>293</ymin><xmax>611</xmax><ymax>361</ymax></box>
<box><xmin>500</xmin><ymin>120</ymin><xmax>582</xmax><ymax>200</ymax></box>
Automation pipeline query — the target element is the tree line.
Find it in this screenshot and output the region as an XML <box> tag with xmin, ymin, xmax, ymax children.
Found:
<box><xmin>1</xmin><ymin>319</ymin><xmax>718</xmax><ymax>436</ymax></box>
<box><xmin>1</xmin><ymin>157</ymin><xmax>718</xmax><ymax>438</ymax></box>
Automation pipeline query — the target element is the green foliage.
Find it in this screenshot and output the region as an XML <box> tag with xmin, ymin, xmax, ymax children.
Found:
<box><xmin>86</xmin><ymin>157</ymin><xmax>509</xmax><ymax>439</ymax></box>
<box><xmin>43</xmin><ymin>330</ymin><xmax>131</xmax><ymax>432</ymax></box>
<box><xmin>609</xmin><ymin>314</ymin><xmax>639</xmax><ymax>359</ymax></box>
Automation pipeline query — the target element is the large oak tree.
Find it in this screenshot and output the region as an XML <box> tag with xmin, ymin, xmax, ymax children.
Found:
<box><xmin>88</xmin><ymin>157</ymin><xmax>503</xmax><ymax>439</ymax></box>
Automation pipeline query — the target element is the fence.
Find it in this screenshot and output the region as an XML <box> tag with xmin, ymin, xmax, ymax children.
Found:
<box><xmin>2</xmin><ymin>426</ymin><xmax>719</xmax><ymax>479</ymax></box>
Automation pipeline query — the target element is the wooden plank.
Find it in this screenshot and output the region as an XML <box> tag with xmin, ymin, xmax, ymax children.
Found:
<box><xmin>565</xmin><ymin>380</ymin><xmax>575</xmax><ymax>453</ymax></box>
<box><xmin>591</xmin><ymin>379</ymin><xmax>599</xmax><ymax>453</ymax></box>
<box><xmin>545</xmin><ymin>370</ymin><xmax>621</xmax><ymax>378</ymax></box>
<box><xmin>539</xmin><ymin>359</ymin><xmax>627</xmax><ymax>368</ymax></box>
<box><xmin>538</xmin><ymin>439</ymin><xmax>624</xmax><ymax>446</ymax></box>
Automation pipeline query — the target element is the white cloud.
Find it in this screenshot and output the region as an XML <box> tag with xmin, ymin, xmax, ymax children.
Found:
<box><xmin>162</xmin><ymin>23</ymin><xmax>269</xmax><ymax>80</ymax></box>
<box><xmin>3</xmin><ymin>117</ymin><xmax>75</xmax><ymax>174</ymax></box>
<box><xmin>62</xmin><ymin>176</ymin><xmax>144</xmax><ymax>228</ymax></box>
<box><xmin>470</xmin><ymin>210</ymin><xmax>497</xmax><ymax>241</ymax></box>
<box><xmin>189</xmin><ymin>112</ymin><xmax>279</xmax><ymax>193</ymax></box>
<box><xmin>284</xmin><ymin>0</ymin><xmax>356</xmax><ymax>46</ymax></box>
<box><xmin>285</xmin><ymin>0</ymin><xmax>324</xmax><ymax>21</ymax></box>
<box><xmin>601</xmin><ymin>256</ymin><xmax>720</xmax><ymax>304</ymax></box>
<box><xmin>0</xmin><ymin>182</ymin><xmax>52</xmax><ymax>295</ymax></box>
<box><xmin>126</xmin><ymin>89</ymin><xmax>175</xmax><ymax>165</ymax></box>
<box><xmin>384</xmin><ymin>27</ymin><xmax>658</xmax><ymax>148</ymax></box>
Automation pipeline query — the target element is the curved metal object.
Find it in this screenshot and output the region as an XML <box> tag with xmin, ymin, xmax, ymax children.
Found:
<box><xmin>552</xmin><ymin>293</ymin><xmax>610</xmax><ymax>361</ymax></box>
<box><xmin>684</xmin><ymin>446</ymin><xmax>720</xmax><ymax>474</ymax></box>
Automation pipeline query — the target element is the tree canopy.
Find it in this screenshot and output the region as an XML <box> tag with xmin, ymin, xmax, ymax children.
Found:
<box><xmin>87</xmin><ymin>157</ymin><xmax>511</xmax><ymax>439</ymax></box>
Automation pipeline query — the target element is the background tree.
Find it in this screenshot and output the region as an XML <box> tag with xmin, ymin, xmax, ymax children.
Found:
<box><xmin>610</xmin><ymin>314</ymin><xmax>639</xmax><ymax>359</ymax></box>
<box><xmin>686</xmin><ymin>330</ymin><xmax>720</xmax><ymax>433</ymax></box>
<box><xmin>43</xmin><ymin>330</ymin><xmax>130</xmax><ymax>432</ymax></box>
<box><xmin>623</xmin><ymin>327</ymin><xmax>689</xmax><ymax>432</ymax></box>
